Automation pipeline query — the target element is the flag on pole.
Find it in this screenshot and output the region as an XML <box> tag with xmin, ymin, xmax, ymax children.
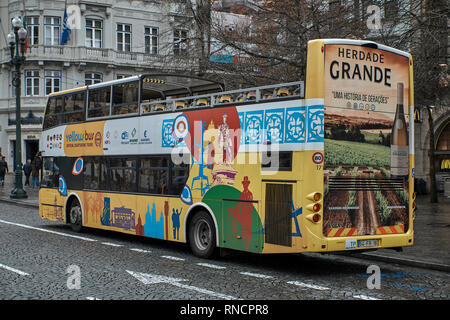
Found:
<box><xmin>22</xmin><ymin>17</ymin><xmax>28</xmax><ymax>52</ymax></box>
<box><xmin>61</xmin><ymin>8</ymin><xmax>71</xmax><ymax>45</ymax></box>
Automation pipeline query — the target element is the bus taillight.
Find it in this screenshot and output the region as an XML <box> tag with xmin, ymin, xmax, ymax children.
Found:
<box><xmin>306</xmin><ymin>192</ymin><xmax>322</xmax><ymax>223</ymax></box>
<box><xmin>312</xmin><ymin>213</ymin><xmax>321</xmax><ymax>223</ymax></box>
<box><xmin>307</xmin><ymin>192</ymin><xmax>321</xmax><ymax>202</ymax></box>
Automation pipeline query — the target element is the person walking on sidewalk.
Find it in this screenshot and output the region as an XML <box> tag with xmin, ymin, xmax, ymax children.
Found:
<box><xmin>0</xmin><ymin>156</ymin><xmax>8</xmax><ymax>186</ymax></box>
<box><xmin>23</xmin><ymin>159</ymin><xmax>32</xmax><ymax>186</ymax></box>
<box><xmin>34</xmin><ymin>152</ymin><xmax>42</xmax><ymax>181</ymax></box>
<box><xmin>31</xmin><ymin>157</ymin><xmax>40</xmax><ymax>188</ymax></box>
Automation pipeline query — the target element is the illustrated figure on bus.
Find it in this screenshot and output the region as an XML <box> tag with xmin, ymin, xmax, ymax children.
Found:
<box><xmin>144</xmin><ymin>202</ymin><xmax>164</xmax><ymax>239</ymax></box>
<box><xmin>172</xmin><ymin>208</ymin><xmax>182</xmax><ymax>240</ymax></box>
<box><xmin>191</xmin><ymin>120</ymin><xmax>211</xmax><ymax>196</ymax></box>
<box><xmin>100</xmin><ymin>197</ymin><xmax>111</xmax><ymax>226</ymax></box>
<box><xmin>218</xmin><ymin>113</ymin><xmax>233</xmax><ymax>164</ymax></box>
<box><xmin>227</xmin><ymin>176</ymin><xmax>253</xmax><ymax>250</ymax></box>
<box><xmin>212</xmin><ymin>112</ymin><xmax>237</xmax><ymax>187</ymax></box>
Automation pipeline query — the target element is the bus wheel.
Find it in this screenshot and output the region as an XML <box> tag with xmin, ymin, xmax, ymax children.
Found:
<box><xmin>188</xmin><ymin>211</ymin><xmax>216</xmax><ymax>259</ymax></box>
<box><xmin>69</xmin><ymin>199</ymin><xmax>83</xmax><ymax>233</ymax></box>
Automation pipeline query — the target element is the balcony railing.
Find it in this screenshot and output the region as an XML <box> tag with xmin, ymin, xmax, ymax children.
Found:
<box><xmin>0</xmin><ymin>45</ymin><xmax>180</xmax><ymax>68</ymax></box>
<box><xmin>8</xmin><ymin>111</ymin><xmax>43</xmax><ymax>126</ymax></box>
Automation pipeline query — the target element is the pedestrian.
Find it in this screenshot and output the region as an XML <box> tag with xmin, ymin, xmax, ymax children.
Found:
<box><xmin>0</xmin><ymin>156</ymin><xmax>8</xmax><ymax>186</ymax></box>
<box><xmin>31</xmin><ymin>157</ymin><xmax>40</xmax><ymax>188</ymax></box>
<box><xmin>34</xmin><ymin>152</ymin><xmax>42</xmax><ymax>181</ymax></box>
<box><xmin>23</xmin><ymin>159</ymin><xmax>32</xmax><ymax>186</ymax></box>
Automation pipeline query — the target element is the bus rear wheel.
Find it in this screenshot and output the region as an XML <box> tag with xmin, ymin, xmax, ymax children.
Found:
<box><xmin>188</xmin><ymin>211</ymin><xmax>216</xmax><ymax>259</ymax></box>
<box><xmin>69</xmin><ymin>199</ymin><xmax>83</xmax><ymax>233</ymax></box>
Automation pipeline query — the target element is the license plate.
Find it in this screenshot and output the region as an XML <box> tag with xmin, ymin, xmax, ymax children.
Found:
<box><xmin>345</xmin><ymin>239</ymin><xmax>357</xmax><ymax>250</ymax></box>
<box><xmin>358</xmin><ymin>239</ymin><xmax>378</xmax><ymax>248</ymax></box>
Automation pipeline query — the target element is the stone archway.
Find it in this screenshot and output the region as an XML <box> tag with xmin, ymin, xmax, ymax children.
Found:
<box><xmin>414</xmin><ymin>106</ymin><xmax>450</xmax><ymax>193</ymax></box>
<box><xmin>434</xmin><ymin>119</ymin><xmax>450</xmax><ymax>191</ymax></box>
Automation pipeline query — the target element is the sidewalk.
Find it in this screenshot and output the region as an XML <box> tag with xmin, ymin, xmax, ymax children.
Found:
<box><xmin>0</xmin><ymin>173</ymin><xmax>41</xmax><ymax>208</ymax></box>
<box><xmin>353</xmin><ymin>193</ymin><xmax>450</xmax><ymax>272</ymax></box>
<box><xmin>0</xmin><ymin>173</ymin><xmax>449</xmax><ymax>272</ymax></box>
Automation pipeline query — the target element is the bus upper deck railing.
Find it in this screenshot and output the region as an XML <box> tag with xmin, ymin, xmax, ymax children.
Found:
<box><xmin>139</xmin><ymin>81</ymin><xmax>304</xmax><ymax>114</ymax></box>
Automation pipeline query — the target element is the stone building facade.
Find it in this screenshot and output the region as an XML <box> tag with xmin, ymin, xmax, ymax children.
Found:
<box><xmin>0</xmin><ymin>0</ymin><xmax>198</xmax><ymax>167</ymax></box>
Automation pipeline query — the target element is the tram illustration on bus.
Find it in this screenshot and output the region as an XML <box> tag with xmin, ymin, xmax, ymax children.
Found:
<box><xmin>39</xmin><ymin>39</ymin><xmax>415</xmax><ymax>258</ymax></box>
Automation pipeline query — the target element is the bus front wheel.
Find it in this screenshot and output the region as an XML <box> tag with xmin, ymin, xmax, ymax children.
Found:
<box><xmin>188</xmin><ymin>211</ymin><xmax>216</xmax><ymax>259</ymax></box>
<box><xmin>69</xmin><ymin>199</ymin><xmax>83</xmax><ymax>233</ymax></box>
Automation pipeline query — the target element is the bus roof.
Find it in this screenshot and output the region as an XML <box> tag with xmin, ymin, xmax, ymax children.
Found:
<box><xmin>87</xmin><ymin>73</ymin><xmax>225</xmax><ymax>98</ymax></box>
<box><xmin>48</xmin><ymin>73</ymin><xmax>224</xmax><ymax>99</ymax></box>
<box><xmin>48</xmin><ymin>86</ymin><xmax>87</xmax><ymax>97</ymax></box>
<box><xmin>322</xmin><ymin>39</ymin><xmax>410</xmax><ymax>58</ymax></box>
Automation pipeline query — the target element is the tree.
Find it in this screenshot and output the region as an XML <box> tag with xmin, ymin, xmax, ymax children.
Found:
<box><xmin>208</xmin><ymin>0</ymin><xmax>449</xmax><ymax>99</ymax></box>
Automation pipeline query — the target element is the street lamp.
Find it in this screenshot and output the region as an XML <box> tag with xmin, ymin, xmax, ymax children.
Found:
<box><xmin>8</xmin><ymin>17</ymin><xmax>28</xmax><ymax>199</ymax></box>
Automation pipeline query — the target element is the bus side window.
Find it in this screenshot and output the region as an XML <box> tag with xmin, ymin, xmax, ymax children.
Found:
<box><xmin>42</xmin><ymin>157</ymin><xmax>54</xmax><ymax>187</ymax></box>
<box><xmin>64</xmin><ymin>92</ymin><xmax>85</xmax><ymax>124</ymax></box>
<box><xmin>262</xmin><ymin>150</ymin><xmax>292</xmax><ymax>171</ymax></box>
<box><xmin>170</xmin><ymin>160</ymin><xmax>189</xmax><ymax>195</ymax></box>
<box><xmin>139</xmin><ymin>157</ymin><xmax>168</xmax><ymax>195</ymax></box>
<box><xmin>88</xmin><ymin>86</ymin><xmax>111</xmax><ymax>118</ymax></box>
<box><xmin>112</xmin><ymin>81</ymin><xmax>139</xmax><ymax>116</ymax></box>
<box><xmin>43</xmin><ymin>97</ymin><xmax>64</xmax><ymax>129</ymax></box>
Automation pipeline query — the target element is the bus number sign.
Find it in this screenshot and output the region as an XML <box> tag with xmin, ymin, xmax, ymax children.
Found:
<box><xmin>312</xmin><ymin>152</ymin><xmax>323</xmax><ymax>164</ymax></box>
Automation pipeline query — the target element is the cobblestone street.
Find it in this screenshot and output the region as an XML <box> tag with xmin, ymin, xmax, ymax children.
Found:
<box><xmin>0</xmin><ymin>201</ymin><xmax>448</xmax><ymax>302</ymax></box>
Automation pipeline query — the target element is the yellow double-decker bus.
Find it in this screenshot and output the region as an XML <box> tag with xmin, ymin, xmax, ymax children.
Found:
<box><xmin>39</xmin><ymin>39</ymin><xmax>415</xmax><ymax>258</ymax></box>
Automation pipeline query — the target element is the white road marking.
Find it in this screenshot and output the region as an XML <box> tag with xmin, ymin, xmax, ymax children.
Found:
<box><xmin>161</xmin><ymin>255</ymin><xmax>185</xmax><ymax>261</ymax></box>
<box><xmin>0</xmin><ymin>218</ymin><xmax>96</xmax><ymax>242</ymax></box>
<box><xmin>101</xmin><ymin>242</ymin><xmax>123</xmax><ymax>247</ymax></box>
<box><xmin>86</xmin><ymin>296</ymin><xmax>102</xmax><ymax>300</ymax></box>
<box><xmin>0</xmin><ymin>262</ymin><xmax>30</xmax><ymax>276</ymax></box>
<box><xmin>240</xmin><ymin>271</ymin><xmax>274</xmax><ymax>279</ymax></box>
<box><xmin>127</xmin><ymin>270</ymin><xmax>239</xmax><ymax>300</ymax></box>
<box><xmin>130</xmin><ymin>248</ymin><xmax>152</xmax><ymax>253</ymax></box>
<box><xmin>353</xmin><ymin>294</ymin><xmax>381</xmax><ymax>300</ymax></box>
<box><xmin>287</xmin><ymin>280</ymin><xmax>330</xmax><ymax>291</ymax></box>
<box><xmin>196</xmin><ymin>263</ymin><xmax>226</xmax><ymax>270</ymax></box>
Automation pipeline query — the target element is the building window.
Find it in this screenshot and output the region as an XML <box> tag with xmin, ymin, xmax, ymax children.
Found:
<box><xmin>173</xmin><ymin>29</ymin><xmax>188</xmax><ymax>55</ymax></box>
<box><xmin>85</xmin><ymin>72</ymin><xmax>103</xmax><ymax>85</ymax></box>
<box><xmin>45</xmin><ymin>70</ymin><xmax>61</xmax><ymax>95</ymax></box>
<box><xmin>116</xmin><ymin>74</ymin><xmax>131</xmax><ymax>79</ymax></box>
<box><xmin>116</xmin><ymin>23</ymin><xmax>131</xmax><ymax>52</ymax></box>
<box><xmin>44</xmin><ymin>16</ymin><xmax>61</xmax><ymax>45</ymax></box>
<box><xmin>26</xmin><ymin>16</ymin><xmax>39</xmax><ymax>46</ymax></box>
<box><xmin>86</xmin><ymin>18</ymin><xmax>103</xmax><ymax>48</ymax></box>
<box><xmin>145</xmin><ymin>26</ymin><xmax>158</xmax><ymax>54</ymax></box>
<box><xmin>25</xmin><ymin>70</ymin><xmax>40</xmax><ymax>96</ymax></box>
